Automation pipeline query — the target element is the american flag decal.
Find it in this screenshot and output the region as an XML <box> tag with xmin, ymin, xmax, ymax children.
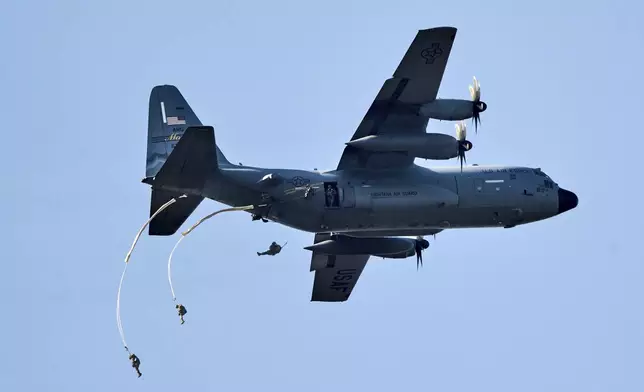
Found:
<box><xmin>167</xmin><ymin>116</ymin><xmax>186</xmax><ymax>125</ymax></box>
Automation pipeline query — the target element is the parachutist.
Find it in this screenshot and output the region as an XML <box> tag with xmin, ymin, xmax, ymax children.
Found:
<box><xmin>175</xmin><ymin>304</ymin><xmax>187</xmax><ymax>325</ymax></box>
<box><xmin>129</xmin><ymin>353</ymin><xmax>142</xmax><ymax>378</ymax></box>
<box><xmin>257</xmin><ymin>241</ymin><xmax>282</xmax><ymax>256</ymax></box>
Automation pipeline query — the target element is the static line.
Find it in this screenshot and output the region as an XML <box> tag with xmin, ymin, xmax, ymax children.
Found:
<box><xmin>117</xmin><ymin>194</ymin><xmax>186</xmax><ymax>351</ymax></box>
<box><xmin>116</xmin><ymin>262</ymin><xmax>130</xmax><ymax>351</ymax></box>
<box><xmin>167</xmin><ymin>235</ymin><xmax>185</xmax><ymax>301</ymax></box>
<box><xmin>167</xmin><ymin>204</ymin><xmax>257</xmax><ymax>303</ymax></box>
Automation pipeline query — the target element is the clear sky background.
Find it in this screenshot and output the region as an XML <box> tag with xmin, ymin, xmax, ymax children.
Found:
<box><xmin>3</xmin><ymin>0</ymin><xmax>643</xmax><ymax>391</ymax></box>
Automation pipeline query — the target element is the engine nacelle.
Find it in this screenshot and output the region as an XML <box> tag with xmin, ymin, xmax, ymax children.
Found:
<box><xmin>346</xmin><ymin>133</ymin><xmax>462</xmax><ymax>160</ymax></box>
<box><xmin>418</xmin><ymin>98</ymin><xmax>486</xmax><ymax>121</ymax></box>
<box><xmin>371</xmin><ymin>248</ymin><xmax>416</xmax><ymax>259</ymax></box>
<box><xmin>304</xmin><ymin>235</ymin><xmax>417</xmax><ymax>258</ymax></box>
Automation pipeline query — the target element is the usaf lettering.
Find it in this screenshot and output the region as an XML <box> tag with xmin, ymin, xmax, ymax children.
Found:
<box><xmin>329</xmin><ymin>269</ymin><xmax>357</xmax><ymax>293</ymax></box>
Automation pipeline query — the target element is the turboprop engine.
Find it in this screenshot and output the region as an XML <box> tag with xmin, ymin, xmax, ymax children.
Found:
<box><xmin>345</xmin><ymin>122</ymin><xmax>472</xmax><ymax>170</ymax></box>
<box><xmin>417</xmin><ymin>77</ymin><xmax>486</xmax><ymax>133</ymax></box>
<box><xmin>304</xmin><ymin>234</ymin><xmax>429</xmax><ymax>259</ymax></box>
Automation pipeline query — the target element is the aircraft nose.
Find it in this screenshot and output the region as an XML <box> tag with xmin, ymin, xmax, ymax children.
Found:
<box><xmin>557</xmin><ymin>187</ymin><xmax>578</xmax><ymax>215</ymax></box>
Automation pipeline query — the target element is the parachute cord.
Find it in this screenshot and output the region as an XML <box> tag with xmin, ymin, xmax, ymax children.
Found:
<box><xmin>167</xmin><ymin>235</ymin><xmax>185</xmax><ymax>301</ymax></box>
<box><xmin>116</xmin><ymin>262</ymin><xmax>130</xmax><ymax>352</ymax></box>
<box><xmin>167</xmin><ymin>204</ymin><xmax>257</xmax><ymax>304</ymax></box>
<box><xmin>117</xmin><ymin>194</ymin><xmax>187</xmax><ymax>352</ymax></box>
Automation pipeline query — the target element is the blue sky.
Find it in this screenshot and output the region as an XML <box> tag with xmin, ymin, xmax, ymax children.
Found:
<box><xmin>3</xmin><ymin>0</ymin><xmax>643</xmax><ymax>391</ymax></box>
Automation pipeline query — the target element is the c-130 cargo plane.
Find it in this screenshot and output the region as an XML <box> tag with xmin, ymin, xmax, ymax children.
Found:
<box><xmin>142</xmin><ymin>26</ymin><xmax>578</xmax><ymax>302</ymax></box>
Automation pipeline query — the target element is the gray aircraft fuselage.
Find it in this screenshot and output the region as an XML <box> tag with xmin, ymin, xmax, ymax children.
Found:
<box><xmin>200</xmin><ymin>162</ymin><xmax>578</xmax><ymax>235</ymax></box>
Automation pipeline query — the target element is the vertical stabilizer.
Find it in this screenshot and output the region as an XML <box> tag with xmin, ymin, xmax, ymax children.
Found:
<box><xmin>146</xmin><ymin>85</ymin><xmax>230</xmax><ymax>178</ymax></box>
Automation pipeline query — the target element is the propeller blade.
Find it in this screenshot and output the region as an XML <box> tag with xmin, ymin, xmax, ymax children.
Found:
<box><xmin>473</xmin><ymin>112</ymin><xmax>482</xmax><ymax>134</ymax></box>
<box><xmin>414</xmin><ymin>237</ymin><xmax>429</xmax><ymax>270</ymax></box>
<box><xmin>455</xmin><ymin>120</ymin><xmax>474</xmax><ymax>172</ymax></box>
<box><xmin>459</xmin><ymin>147</ymin><xmax>468</xmax><ymax>172</ymax></box>
<box><xmin>469</xmin><ymin>76</ymin><xmax>480</xmax><ymax>101</ymax></box>
<box><xmin>469</xmin><ymin>77</ymin><xmax>485</xmax><ymax>134</ymax></box>
<box><xmin>456</xmin><ymin>121</ymin><xmax>467</xmax><ymax>141</ymax></box>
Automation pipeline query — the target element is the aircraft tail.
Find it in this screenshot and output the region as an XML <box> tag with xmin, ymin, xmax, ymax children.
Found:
<box><xmin>146</xmin><ymin>85</ymin><xmax>230</xmax><ymax>177</ymax></box>
<box><xmin>144</xmin><ymin>85</ymin><xmax>230</xmax><ymax>235</ymax></box>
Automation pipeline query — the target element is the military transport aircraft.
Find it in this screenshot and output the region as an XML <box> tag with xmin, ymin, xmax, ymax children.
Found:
<box><xmin>142</xmin><ymin>26</ymin><xmax>578</xmax><ymax>302</ymax></box>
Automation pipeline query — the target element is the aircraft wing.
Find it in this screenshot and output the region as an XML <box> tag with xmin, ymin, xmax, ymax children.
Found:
<box><xmin>310</xmin><ymin>254</ymin><xmax>370</xmax><ymax>302</ymax></box>
<box><xmin>309</xmin><ymin>234</ymin><xmax>370</xmax><ymax>302</ymax></box>
<box><xmin>337</xmin><ymin>27</ymin><xmax>457</xmax><ymax>170</ymax></box>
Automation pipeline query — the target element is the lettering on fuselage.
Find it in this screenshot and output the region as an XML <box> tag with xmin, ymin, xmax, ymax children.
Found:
<box><xmin>329</xmin><ymin>268</ymin><xmax>358</xmax><ymax>293</ymax></box>
<box><xmin>481</xmin><ymin>168</ymin><xmax>532</xmax><ymax>174</ymax></box>
<box><xmin>370</xmin><ymin>190</ymin><xmax>418</xmax><ymax>198</ymax></box>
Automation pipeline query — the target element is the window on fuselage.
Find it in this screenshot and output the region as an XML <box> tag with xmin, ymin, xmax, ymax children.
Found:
<box><xmin>474</xmin><ymin>179</ymin><xmax>483</xmax><ymax>192</ymax></box>
<box><xmin>534</xmin><ymin>168</ymin><xmax>553</xmax><ymax>180</ymax></box>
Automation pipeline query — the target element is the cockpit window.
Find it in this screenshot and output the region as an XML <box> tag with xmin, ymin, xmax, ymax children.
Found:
<box><xmin>534</xmin><ymin>168</ymin><xmax>552</xmax><ymax>180</ymax></box>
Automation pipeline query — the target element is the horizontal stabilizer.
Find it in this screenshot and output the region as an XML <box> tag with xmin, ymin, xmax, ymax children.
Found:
<box><xmin>147</xmin><ymin>126</ymin><xmax>217</xmax><ymax>236</ymax></box>
<box><xmin>149</xmin><ymin>189</ymin><xmax>203</xmax><ymax>236</ymax></box>
<box><xmin>154</xmin><ymin>126</ymin><xmax>218</xmax><ymax>192</ymax></box>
